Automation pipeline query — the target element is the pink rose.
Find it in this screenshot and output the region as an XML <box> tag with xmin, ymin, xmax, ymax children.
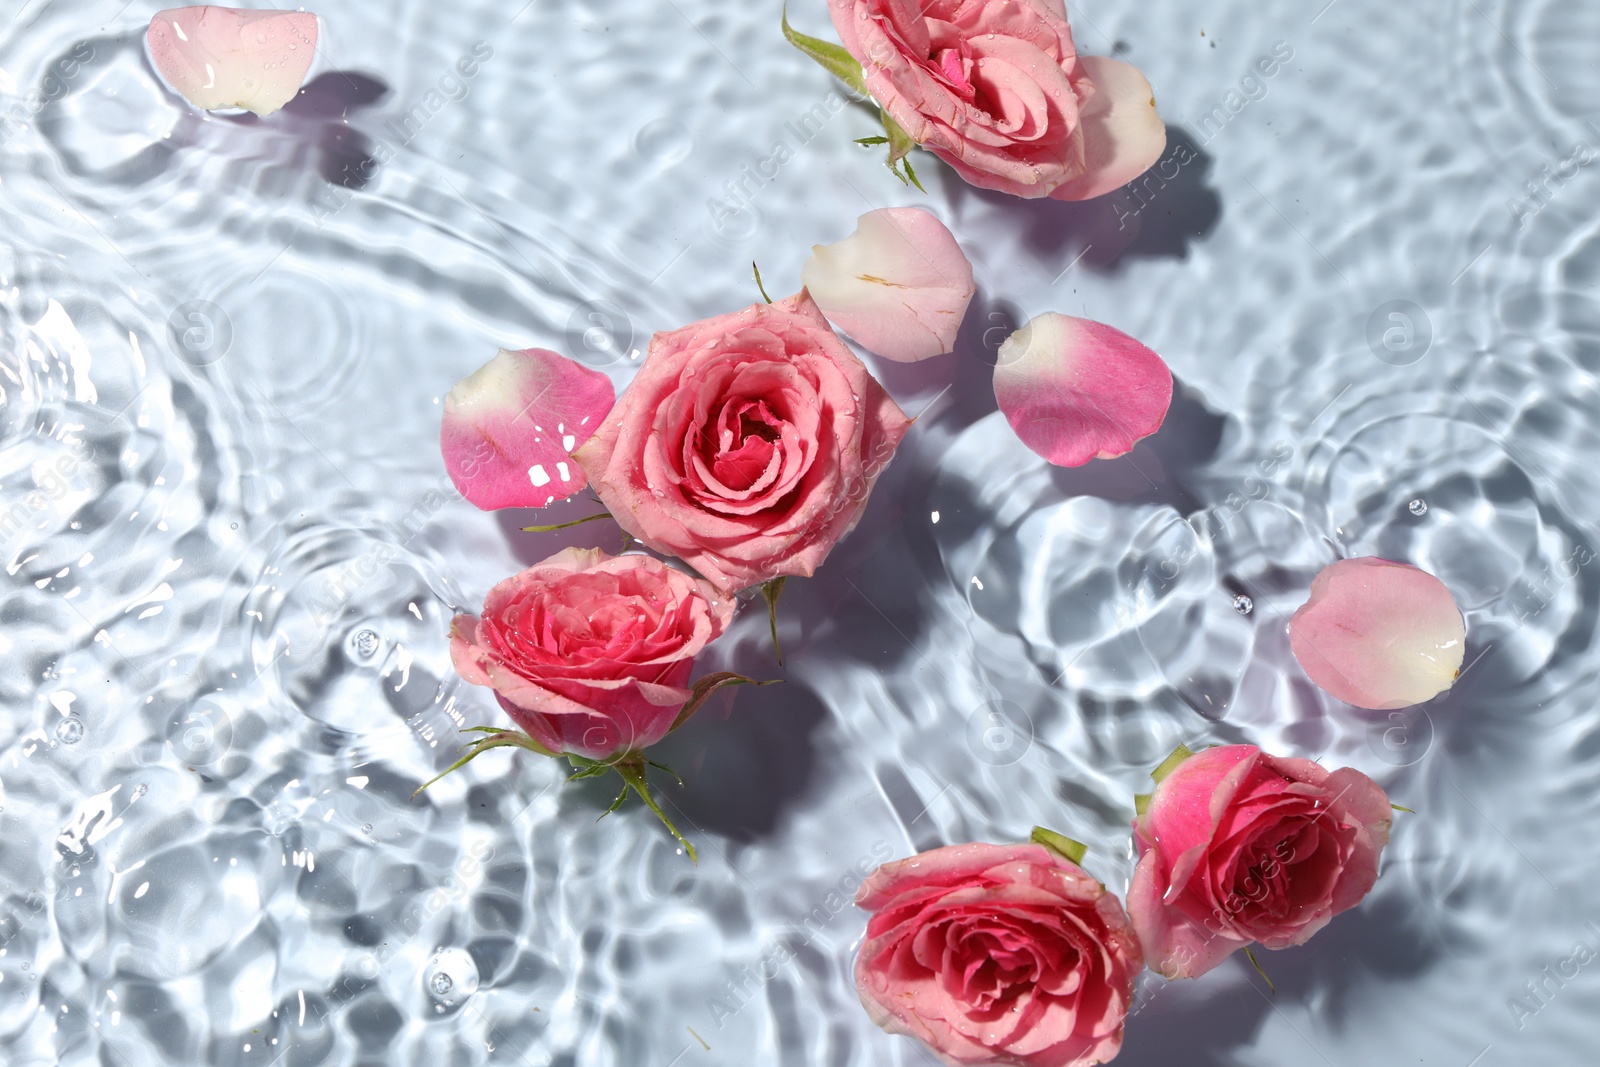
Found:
<box><xmin>830</xmin><ymin>0</ymin><xmax>1166</xmax><ymax>200</ymax></box>
<box><xmin>573</xmin><ymin>291</ymin><xmax>912</xmax><ymax>591</ymax></box>
<box><xmin>855</xmin><ymin>842</ymin><xmax>1142</xmax><ymax>1067</ymax></box>
<box><xmin>1127</xmin><ymin>745</ymin><xmax>1393</xmax><ymax>979</ymax></box>
<box><xmin>449</xmin><ymin>548</ymin><xmax>734</xmax><ymax>759</ymax></box>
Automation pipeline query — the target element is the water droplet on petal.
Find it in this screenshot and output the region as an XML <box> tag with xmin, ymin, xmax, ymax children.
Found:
<box><xmin>1408</xmin><ymin>498</ymin><xmax>1428</xmax><ymax>516</ymax></box>
<box><xmin>56</xmin><ymin>718</ymin><xmax>83</xmax><ymax>744</ymax></box>
<box><xmin>1233</xmin><ymin>595</ymin><xmax>1253</xmax><ymax>615</ymax></box>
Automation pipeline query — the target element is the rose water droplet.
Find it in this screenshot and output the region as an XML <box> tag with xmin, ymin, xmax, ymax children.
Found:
<box><xmin>1233</xmin><ymin>595</ymin><xmax>1253</xmax><ymax>615</ymax></box>
<box><xmin>56</xmin><ymin>718</ymin><xmax>83</xmax><ymax>744</ymax></box>
<box><xmin>1409</xmin><ymin>498</ymin><xmax>1428</xmax><ymax>516</ymax></box>
<box><xmin>361</xmin><ymin>823</ymin><xmax>373</xmax><ymax>834</ymax></box>
<box><xmin>430</xmin><ymin>973</ymin><xmax>452</xmax><ymax>996</ymax></box>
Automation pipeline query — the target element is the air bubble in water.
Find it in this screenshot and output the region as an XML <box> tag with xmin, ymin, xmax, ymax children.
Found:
<box><xmin>56</xmin><ymin>718</ymin><xmax>84</xmax><ymax>744</ymax></box>
<box><xmin>1232</xmin><ymin>595</ymin><xmax>1253</xmax><ymax>615</ymax></box>
<box><xmin>351</xmin><ymin>629</ymin><xmax>380</xmax><ymax>660</ymax></box>
<box><xmin>423</xmin><ymin>948</ymin><xmax>479</xmax><ymax>1004</ymax></box>
<box><xmin>1408</xmin><ymin>498</ymin><xmax>1428</xmax><ymax>516</ymax></box>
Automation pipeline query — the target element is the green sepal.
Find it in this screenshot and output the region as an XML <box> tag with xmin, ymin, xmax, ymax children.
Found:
<box><xmin>521</xmin><ymin>512</ymin><xmax>612</xmax><ymax>533</ymax></box>
<box><xmin>880</xmin><ymin>111</ymin><xmax>924</xmax><ymax>190</ymax></box>
<box><xmin>1243</xmin><ymin>946</ymin><xmax>1275</xmax><ymax>992</ymax></box>
<box><xmin>411</xmin><ymin>727</ymin><xmax>556</xmax><ymax>798</ymax></box>
<box><xmin>782</xmin><ymin>4</ymin><xmax>866</xmax><ymax>95</ymax></box>
<box><xmin>1392</xmin><ymin>803</ymin><xmax>1416</xmax><ymax>814</ymax></box>
<box><xmin>1030</xmin><ymin>826</ymin><xmax>1088</xmax><ymax>865</ymax></box>
<box><xmin>1150</xmin><ymin>743</ymin><xmax>1195</xmax><ymax>784</ymax></box>
<box><xmin>670</xmin><ymin>671</ymin><xmax>779</xmax><ymax>732</ymax></box>
<box><xmin>565</xmin><ymin>758</ymin><xmax>614</xmax><ymax>781</ymax></box>
<box><xmin>1134</xmin><ymin>792</ymin><xmax>1151</xmax><ymax>816</ymax></box>
<box><xmin>752</xmin><ymin>261</ymin><xmax>773</xmax><ymax>304</ymax></box>
<box><xmin>761</xmin><ymin>577</ymin><xmax>788</xmax><ymax>665</ymax></box>
<box><xmin>854</xmin><ymin>135</ymin><xmax>890</xmax><ymax>146</ymax></box>
<box><xmin>901</xmin><ymin>154</ymin><xmax>926</xmax><ymax>192</ymax></box>
<box><xmin>614</xmin><ymin>757</ymin><xmax>697</xmax><ymax>863</ymax></box>
<box><xmin>600</xmin><ymin>784</ymin><xmax>630</xmax><ymax>818</ymax></box>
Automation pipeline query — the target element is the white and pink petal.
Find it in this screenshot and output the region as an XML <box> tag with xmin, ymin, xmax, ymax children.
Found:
<box><xmin>1051</xmin><ymin>56</ymin><xmax>1167</xmax><ymax>202</ymax></box>
<box><xmin>801</xmin><ymin>207</ymin><xmax>976</xmax><ymax>363</ymax></box>
<box><xmin>147</xmin><ymin>6</ymin><xmax>319</xmax><ymax>117</ymax></box>
<box><xmin>441</xmin><ymin>347</ymin><xmax>615</xmax><ymax>511</ymax></box>
<box><xmin>1288</xmin><ymin>556</ymin><xmax>1466</xmax><ymax>710</ymax></box>
<box><xmin>993</xmin><ymin>312</ymin><xmax>1172</xmax><ymax>467</ymax></box>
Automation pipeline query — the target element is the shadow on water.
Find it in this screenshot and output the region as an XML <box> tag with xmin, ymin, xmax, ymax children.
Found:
<box><xmin>647</xmin><ymin>677</ymin><xmax>829</xmax><ymax>844</ymax></box>
<box><xmin>949</xmin><ymin>126</ymin><xmax>1223</xmax><ymax>271</ymax></box>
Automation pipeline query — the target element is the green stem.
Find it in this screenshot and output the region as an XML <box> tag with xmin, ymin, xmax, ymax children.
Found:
<box><xmin>753</xmin><ymin>261</ymin><xmax>773</xmax><ymax>304</ymax></box>
<box><xmin>412</xmin><ymin>728</ymin><xmax>555</xmax><ymax>798</ymax></box>
<box><xmin>761</xmin><ymin>577</ymin><xmax>788</xmax><ymax>666</ymax></box>
<box><xmin>1243</xmin><ymin>946</ymin><xmax>1275</xmax><ymax>992</ymax></box>
<box><xmin>521</xmin><ymin>512</ymin><xmax>613</xmax><ymax>533</ymax></box>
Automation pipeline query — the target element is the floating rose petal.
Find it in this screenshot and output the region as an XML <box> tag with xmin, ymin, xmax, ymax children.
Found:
<box><xmin>1289</xmin><ymin>556</ymin><xmax>1466</xmax><ymax>710</ymax></box>
<box><xmin>441</xmin><ymin>348</ymin><xmax>615</xmax><ymax>511</ymax></box>
<box><xmin>992</xmin><ymin>313</ymin><xmax>1173</xmax><ymax>467</ymax></box>
<box><xmin>1051</xmin><ymin>57</ymin><xmax>1168</xmax><ymax>203</ymax></box>
<box><xmin>800</xmin><ymin>207</ymin><xmax>975</xmax><ymax>362</ymax></box>
<box><xmin>147</xmin><ymin>6</ymin><xmax>319</xmax><ymax>117</ymax></box>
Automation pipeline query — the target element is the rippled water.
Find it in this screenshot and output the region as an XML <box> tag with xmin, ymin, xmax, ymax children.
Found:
<box><xmin>2</xmin><ymin>0</ymin><xmax>1598</xmax><ymax>1064</ymax></box>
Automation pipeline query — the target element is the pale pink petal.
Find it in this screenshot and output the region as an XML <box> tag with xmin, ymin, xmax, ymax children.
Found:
<box><xmin>1289</xmin><ymin>556</ymin><xmax>1466</xmax><ymax>710</ymax></box>
<box><xmin>992</xmin><ymin>313</ymin><xmax>1173</xmax><ymax>467</ymax></box>
<box><xmin>147</xmin><ymin>7</ymin><xmax>319</xmax><ymax>117</ymax></box>
<box><xmin>1050</xmin><ymin>57</ymin><xmax>1167</xmax><ymax>202</ymax></box>
<box><xmin>800</xmin><ymin>208</ymin><xmax>976</xmax><ymax>363</ymax></box>
<box><xmin>1126</xmin><ymin>852</ymin><xmax>1242</xmax><ymax>979</ymax></box>
<box><xmin>440</xmin><ymin>347</ymin><xmax>615</xmax><ymax>511</ymax></box>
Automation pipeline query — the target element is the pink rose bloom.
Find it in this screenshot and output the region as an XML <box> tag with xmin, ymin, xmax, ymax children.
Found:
<box><xmin>449</xmin><ymin>548</ymin><xmax>734</xmax><ymax>759</ymax></box>
<box><xmin>855</xmin><ymin>842</ymin><xmax>1142</xmax><ymax>1067</ymax></box>
<box><xmin>573</xmin><ymin>291</ymin><xmax>912</xmax><ymax>591</ymax></box>
<box><xmin>1127</xmin><ymin>745</ymin><xmax>1393</xmax><ymax>979</ymax></box>
<box><xmin>831</xmin><ymin>0</ymin><xmax>1166</xmax><ymax>200</ymax></box>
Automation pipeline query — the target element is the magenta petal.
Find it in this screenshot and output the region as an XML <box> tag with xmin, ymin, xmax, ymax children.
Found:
<box><xmin>440</xmin><ymin>347</ymin><xmax>616</xmax><ymax>511</ymax></box>
<box><xmin>1050</xmin><ymin>57</ymin><xmax>1167</xmax><ymax>202</ymax></box>
<box><xmin>1289</xmin><ymin>556</ymin><xmax>1466</xmax><ymax>710</ymax></box>
<box><xmin>992</xmin><ymin>313</ymin><xmax>1173</xmax><ymax>467</ymax></box>
<box><xmin>147</xmin><ymin>7</ymin><xmax>319</xmax><ymax>116</ymax></box>
<box><xmin>800</xmin><ymin>208</ymin><xmax>976</xmax><ymax>362</ymax></box>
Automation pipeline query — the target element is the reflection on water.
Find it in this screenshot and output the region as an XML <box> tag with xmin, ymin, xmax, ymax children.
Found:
<box><xmin>1</xmin><ymin>0</ymin><xmax>1599</xmax><ymax>1064</ymax></box>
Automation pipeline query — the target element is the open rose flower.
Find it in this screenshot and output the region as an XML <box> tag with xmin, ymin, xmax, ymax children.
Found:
<box><xmin>828</xmin><ymin>0</ymin><xmax>1166</xmax><ymax>200</ymax></box>
<box><xmin>1128</xmin><ymin>745</ymin><xmax>1393</xmax><ymax>979</ymax></box>
<box><xmin>573</xmin><ymin>291</ymin><xmax>912</xmax><ymax>591</ymax></box>
<box><xmin>449</xmin><ymin>548</ymin><xmax>734</xmax><ymax>760</ymax></box>
<box><xmin>855</xmin><ymin>842</ymin><xmax>1142</xmax><ymax>1067</ymax></box>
